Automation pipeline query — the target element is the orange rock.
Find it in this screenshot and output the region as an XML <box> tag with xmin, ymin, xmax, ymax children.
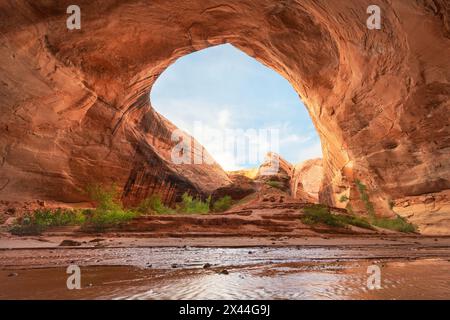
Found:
<box><xmin>0</xmin><ymin>1</ymin><xmax>448</xmax><ymax>233</ymax></box>
<box><xmin>292</xmin><ymin>159</ymin><xmax>323</xmax><ymax>203</ymax></box>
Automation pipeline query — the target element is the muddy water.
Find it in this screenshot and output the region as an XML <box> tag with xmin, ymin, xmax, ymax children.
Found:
<box><xmin>1</xmin><ymin>246</ymin><xmax>449</xmax><ymax>299</ymax></box>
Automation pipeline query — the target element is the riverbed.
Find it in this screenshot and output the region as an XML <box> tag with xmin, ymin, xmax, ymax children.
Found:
<box><xmin>1</xmin><ymin>244</ymin><xmax>449</xmax><ymax>299</ymax></box>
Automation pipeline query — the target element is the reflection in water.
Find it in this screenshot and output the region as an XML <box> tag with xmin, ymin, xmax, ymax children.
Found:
<box><xmin>118</xmin><ymin>260</ymin><xmax>450</xmax><ymax>300</ymax></box>
<box><xmin>2</xmin><ymin>246</ymin><xmax>449</xmax><ymax>269</ymax></box>
<box><xmin>123</xmin><ymin>270</ymin><xmax>350</xmax><ymax>300</ymax></box>
<box><xmin>1</xmin><ymin>246</ymin><xmax>449</xmax><ymax>300</ymax></box>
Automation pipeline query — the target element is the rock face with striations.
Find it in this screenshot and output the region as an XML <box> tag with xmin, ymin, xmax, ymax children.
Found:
<box><xmin>0</xmin><ymin>1</ymin><xmax>449</xmax><ymax>233</ymax></box>
<box><xmin>291</xmin><ymin>159</ymin><xmax>324</xmax><ymax>203</ymax></box>
<box><xmin>256</xmin><ymin>153</ymin><xmax>293</xmax><ymax>193</ymax></box>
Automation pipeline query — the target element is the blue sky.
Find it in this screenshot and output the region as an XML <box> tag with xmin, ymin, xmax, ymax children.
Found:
<box><xmin>150</xmin><ymin>44</ymin><xmax>322</xmax><ymax>170</ymax></box>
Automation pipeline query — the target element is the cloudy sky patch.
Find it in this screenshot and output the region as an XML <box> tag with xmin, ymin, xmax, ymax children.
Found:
<box><xmin>150</xmin><ymin>44</ymin><xmax>322</xmax><ymax>170</ymax></box>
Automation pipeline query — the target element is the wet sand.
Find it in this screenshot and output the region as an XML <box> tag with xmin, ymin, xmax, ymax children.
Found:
<box><xmin>1</xmin><ymin>200</ymin><xmax>449</xmax><ymax>300</ymax></box>
<box><xmin>2</xmin><ymin>232</ymin><xmax>450</xmax><ymax>249</ymax></box>
<box><xmin>1</xmin><ymin>257</ymin><xmax>449</xmax><ymax>300</ymax></box>
<box><xmin>1</xmin><ymin>235</ymin><xmax>449</xmax><ymax>300</ymax></box>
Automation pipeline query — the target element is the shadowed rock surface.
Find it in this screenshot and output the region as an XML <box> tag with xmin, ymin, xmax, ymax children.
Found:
<box><xmin>0</xmin><ymin>0</ymin><xmax>449</xmax><ymax>233</ymax></box>
<box><xmin>212</xmin><ymin>174</ymin><xmax>257</xmax><ymax>202</ymax></box>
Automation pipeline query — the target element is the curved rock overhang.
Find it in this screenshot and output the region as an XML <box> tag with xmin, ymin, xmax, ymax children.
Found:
<box><xmin>0</xmin><ymin>1</ymin><xmax>449</xmax><ymax>230</ymax></box>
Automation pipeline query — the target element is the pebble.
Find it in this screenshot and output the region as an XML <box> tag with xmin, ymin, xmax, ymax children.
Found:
<box><xmin>59</xmin><ymin>240</ymin><xmax>82</xmax><ymax>247</ymax></box>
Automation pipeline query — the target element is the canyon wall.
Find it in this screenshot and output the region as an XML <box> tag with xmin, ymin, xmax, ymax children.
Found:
<box><xmin>292</xmin><ymin>159</ymin><xmax>323</xmax><ymax>203</ymax></box>
<box><xmin>0</xmin><ymin>0</ymin><xmax>449</xmax><ymax>233</ymax></box>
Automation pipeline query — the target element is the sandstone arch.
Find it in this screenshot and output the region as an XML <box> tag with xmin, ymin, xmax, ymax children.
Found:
<box><xmin>0</xmin><ymin>1</ymin><xmax>449</xmax><ymax>232</ymax></box>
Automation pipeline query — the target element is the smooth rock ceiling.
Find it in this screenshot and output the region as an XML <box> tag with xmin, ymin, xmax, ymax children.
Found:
<box><xmin>0</xmin><ymin>1</ymin><xmax>449</xmax><ymax>233</ymax></box>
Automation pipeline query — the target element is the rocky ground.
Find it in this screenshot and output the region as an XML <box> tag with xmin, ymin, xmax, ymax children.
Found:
<box><xmin>0</xmin><ymin>156</ymin><xmax>445</xmax><ymax>240</ymax></box>
<box><xmin>0</xmin><ymin>169</ymin><xmax>395</xmax><ymax>239</ymax></box>
<box><xmin>1</xmin><ymin>181</ymin><xmax>447</xmax><ymax>252</ymax></box>
<box><xmin>1</xmin><ymin>170</ymin><xmax>448</xmax><ymax>299</ymax></box>
<box><xmin>1</xmin><ymin>155</ymin><xmax>448</xmax><ymax>286</ymax></box>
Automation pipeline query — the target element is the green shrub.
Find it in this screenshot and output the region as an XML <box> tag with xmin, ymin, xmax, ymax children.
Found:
<box><xmin>355</xmin><ymin>180</ymin><xmax>375</xmax><ymax>215</ymax></box>
<box><xmin>337</xmin><ymin>215</ymin><xmax>374</xmax><ymax>230</ymax></box>
<box><xmin>339</xmin><ymin>195</ymin><xmax>349</xmax><ymax>203</ymax></box>
<box><xmin>86</xmin><ymin>184</ymin><xmax>122</xmax><ymax>212</ymax></box>
<box><xmin>355</xmin><ymin>179</ymin><xmax>367</xmax><ymax>193</ymax></box>
<box><xmin>9</xmin><ymin>214</ymin><xmax>46</xmax><ymax>236</ymax></box>
<box><xmin>266</xmin><ymin>180</ymin><xmax>283</xmax><ymax>189</ymax></box>
<box><xmin>34</xmin><ymin>208</ymin><xmax>86</xmax><ymax>226</ymax></box>
<box><xmin>137</xmin><ymin>195</ymin><xmax>174</xmax><ymax>214</ymax></box>
<box><xmin>9</xmin><ymin>209</ymin><xmax>85</xmax><ymax>236</ymax></box>
<box><xmin>213</xmin><ymin>196</ymin><xmax>233</xmax><ymax>212</ymax></box>
<box><xmin>85</xmin><ymin>209</ymin><xmax>137</xmax><ymax>230</ymax></box>
<box><xmin>10</xmin><ymin>185</ymin><xmax>140</xmax><ymax>234</ymax></box>
<box><xmin>346</xmin><ymin>203</ymin><xmax>354</xmax><ymax>215</ymax></box>
<box><xmin>178</xmin><ymin>193</ymin><xmax>210</xmax><ymax>214</ymax></box>
<box><xmin>82</xmin><ymin>184</ymin><xmax>139</xmax><ymax>230</ymax></box>
<box><xmin>301</xmin><ymin>204</ymin><xmax>374</xmax><ymax>230</ymax></box>
<box><xmin>301</xmin><ymin>205</ymin><xmax>345</xmax><ymax>228</ymax></box>
<box><xmin>353</xmin><ymin>180</ymin><xmax>416</xmax><ymax>233</ymax></box>
<box><xmin>370</xmin><ymin>215</ymin><xmax>417</xmax><ymax>233</ymax></box>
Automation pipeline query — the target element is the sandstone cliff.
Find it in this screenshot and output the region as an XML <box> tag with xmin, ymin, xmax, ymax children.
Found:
<box><xmin>291</xmin><ymin>159</ymin><xmax>323</xmax><ymax>202</ymax></box>
<box><xmin>0</xmin><ymin>0</ymin><xmax>449</xmax><ymax>233</ymax></box>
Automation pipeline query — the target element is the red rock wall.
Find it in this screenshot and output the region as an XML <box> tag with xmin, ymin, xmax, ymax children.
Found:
<box><xmin>0</xmin><ymin>1</ymin><xmax>449</xmax><ymax>232</ymax></box>
<box><xmin>292</xmin><ymin>159</ymin><xmax>323</xmax><ymax>202</ymax></box>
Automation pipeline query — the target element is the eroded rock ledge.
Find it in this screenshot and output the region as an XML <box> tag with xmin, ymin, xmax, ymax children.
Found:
<box><xmin>0</xmin><ymin>1</ymin><xmax>449</xmax><ymax>233</ymax></box>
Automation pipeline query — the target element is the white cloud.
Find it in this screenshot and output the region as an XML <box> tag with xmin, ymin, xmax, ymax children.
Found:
<box><xmin>152</xmin><ymin>98</ymin><xmax>323</xmax><ymax>169</ymax></box>
<box><xmin>208</xmin><ymin>150</ymin><xmax>243</xmax><ymax>171</ymax></box>
<box><xmin>218</xmin><ymin>109</ymin><xmax>231</xmax><ymax>128</ymax></box>
<box><xmin>151</xmin><ymin>98</ymin><xmax>233</xmax><ymax>131</ymax></box>
<box><xmin>296</xmin><ymin>141</ymin><xmax>323</xmax><ymax>163</ymax></box>
<box><xmin>280</xmin><ymin>133</ymin><xmax>311</xmax><ymax>145</ymax></box>
<box><xmin>149</xmin><ymin>44</ymin><xmax>323</xmax><ymax>170</ymax></box>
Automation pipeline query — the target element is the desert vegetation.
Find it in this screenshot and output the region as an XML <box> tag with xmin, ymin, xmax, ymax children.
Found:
<box><xmin>10</xmin><ymin>209</ymin><xmax>86</xmax><ymax>235</ymax></box>
<box><xmin>9</xmin><ymin>180</ymin><xmax>416</xmax><ymax>236</ymax></box>
<box><xmin>10</xmin><ymin>185</ymin><xmax>139</xmax><ymax>234</ymax></box>
<box><xmin>300</xmin><ymin>203</ymin><xmax>416</xmax><ymax>233</ymax></box>
<box><xmin>177</xmin><ymin>193</ymin><xmax>211</xmax><ymax>214</ymax></box>
<box><xmin>212</xmin><ymin>195</ymin><xmax>233</xmax><ymax>212</ymax></box>
<box><xmin>370</xmin><ymin>215</ymin><xmax>416</xmax><ymax>233</ymax></box>
<box><xmin>137</xmin><ymin>194</ymin><xmax>174</xmax><ymax>215</ymax></box>
<box><xmin>9</xmin><ymin>186</ymin><xmax>238</xmax><ymax>235</ymax></box>
<box><xmin>139</xmin><ymin>193</ymin><xmax>234</xmax><ymax>214</ymax></box>
<box><xmin>355</xmin><ymin>179</ymin><xmax>375</xmax><ymax>216</ymax></box>
<box><xmin>266</xmin><ymin>180</ymin><xmax>284</xmax><ymax>190</ymax></box>
<box><xmin>81</xmin><ymin>185</ymin><xmax>139</xmax><ymax>231</ymax></box>
<box><xmin>353</xmin><ymin>180</ymin><xmax>416</xmax><ymax>233</ymax></box>
<box><xmin>300</xmin><ymin>204</ymin><xmax>374</xmax><ymax>230</ymax></box>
